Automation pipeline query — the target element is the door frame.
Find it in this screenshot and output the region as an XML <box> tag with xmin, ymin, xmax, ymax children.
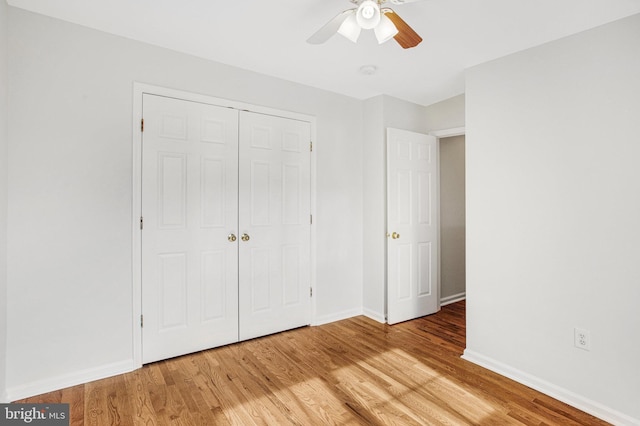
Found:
<box><xmin>131</xmin><ymin>82</ymin><xmax>317</xmax><ymax>368</ymax></box>
<box><xmin>429</xmin><ymin>127</ymin><xmax>465</xmax><ymax>139</ymax></box>
<box><xmin>429</xmin><ymin>127</ymin><xmax>465</xmax><ymax>307</ymax></box>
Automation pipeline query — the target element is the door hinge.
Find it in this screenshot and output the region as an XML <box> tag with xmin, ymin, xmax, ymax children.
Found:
<box><xmin>141</xmin><ymin>118</ymin><xmax>144</xmax><ymax>132</ymax></box>
<box><xmin>310</xmin><ymin>287</ymin><xmax>313</xmax><ymax>297</ymax></box>
<box><xmin>310</xmin><ymin>141</ymin><xmax>313</xmax><ymax>152</ymax></box>
<box><xmin>140</xmin><ymin>216</ymin><xmax>144</xmax><ymax>230</ymax></box>
<box><xmin>140</xmin><ymin>315</ymin><xmax>144</xmax><ymax>328</ymax></box>
<box><xmin>310</xmin><ymin>214</ymin><xmax>313</xmax><ymax>225</ymax></box>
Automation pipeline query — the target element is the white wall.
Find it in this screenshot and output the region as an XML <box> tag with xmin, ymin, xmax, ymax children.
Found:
<box><xmin>465</xmin><ymin>13</ymin><xmax>640</xmax><ymax>424</ymax></box>
<box><xmin>0</xmin><ymin>0</ymin><xmax>9</xmax><ymax>402</ymax></box>
<box><xmin>6</xmin><ymin>7</ymin><xmax>363</xmax><ymax>399</ymax></box>
<box><xmin>362</xmin><ymin>96</ymin><xmax>386</xmax><ymax>321</ymax></box>
<box><xmin>424</xmin><ymin>94</ymin><xmax>465</xmax><ymax>132</ymax></box>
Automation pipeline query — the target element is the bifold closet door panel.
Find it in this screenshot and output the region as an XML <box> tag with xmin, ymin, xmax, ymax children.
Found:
<box><xmin>238</xmin><ymin>111</ymin><xmax>312</xmax><ymax>341</ymax></box>
<box><xmin>141</xmin><ymin>94</ymin><xmax>240</xmax><ymax>364</ymax></box>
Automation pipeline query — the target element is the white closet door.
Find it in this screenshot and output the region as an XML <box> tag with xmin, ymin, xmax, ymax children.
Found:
<box><xmin>141</xmin><ymin>94</ymin><xmax>239</xmax><ymax>363</ymax></box>
<box><xmin>386</xmin><ymin>128</ymin><xmax>439</xmax><ymax>325</ymax></box>
<box><xmin>238</xmin><ymin>111</ymin><xmax>311</xmax><ymax>340</ymax></box>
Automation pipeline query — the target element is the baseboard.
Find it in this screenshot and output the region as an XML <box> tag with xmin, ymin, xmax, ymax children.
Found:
<box><xmin>461</xmin><ymin>349</ymin><xmax>640</xmax><ymax>426</ymax></box>
<box><xmin>440</xmin><ymin>292</ymin><xmax>466</xmax><ymax>306</ymax></box>
<box><xmin>7</xmin><ymin>359</ymin><xmax>135</xmax><ymax>402</ymax></box>
<box><xmin>312</xmin><ymin>308</ymin><xmax>362</xmax><ymax>326</ymax></box>
<box><xmin>362</xmin><ymin>307</ymin><xmax>386</xmax><ymax>324</ymax></box>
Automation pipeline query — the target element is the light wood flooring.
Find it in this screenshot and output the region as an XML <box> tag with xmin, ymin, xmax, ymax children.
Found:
<box><xmin>18</xmin><ymin>301</ymin><xmax>609</xmax><ymax>425</ymax></box>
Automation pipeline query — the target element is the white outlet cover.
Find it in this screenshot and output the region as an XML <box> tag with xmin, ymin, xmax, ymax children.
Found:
<box><xmin>574</xmin><ymin>327</ymin><xmax>591</xmax><ymax>351</ymax></box>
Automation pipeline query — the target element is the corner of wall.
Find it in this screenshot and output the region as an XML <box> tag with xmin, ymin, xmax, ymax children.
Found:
<box><xmin>424</xmin><ymin>94</ymin><xmax>465</xmax><ymax>132</ymax></box>
<box><xmin>362</xmin><ymin>96</ymin><xmax>386</xmax><ymax>318</ymax></box>
<box><xmin>0</xmin><ymin>0</ymin><xmax>9</xmax><ymax>404</ymax></box>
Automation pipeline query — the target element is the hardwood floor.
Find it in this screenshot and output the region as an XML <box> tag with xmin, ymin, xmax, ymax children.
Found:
<box><xmin>18</xmin><ymin>301</ymin><xmax>608</xmax><ymax>425</ymax></box>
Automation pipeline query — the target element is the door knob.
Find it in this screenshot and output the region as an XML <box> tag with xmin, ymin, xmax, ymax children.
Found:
<box><xmin>228</xmin><ymin>233</ymin><xmax>237</xmax><ymax>242</ymax></box>
<box><xmin>391</xmin><ymin>232</ymin><xmax>400</xmax><ymax>239</ymax></box>
<box><xmin>241</xmin><ymin>233</ymin><xmax>250</xmax><ymax>242</ymax></box>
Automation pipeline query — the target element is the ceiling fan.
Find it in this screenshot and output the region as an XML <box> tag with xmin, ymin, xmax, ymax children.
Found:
<box><xmin>307</xmin><ymin>0</ymin><xmax>423</xmax><ymax>49</ymax></box>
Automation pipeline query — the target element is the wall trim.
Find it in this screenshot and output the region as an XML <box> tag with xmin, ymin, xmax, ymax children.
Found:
<box><xmin>363</xmin><ymin>308</ymin><xmax>386</xmax><ymax>324</ymax></box>
<box><xmin>312</xmin><ymin>308</ymin><xmax>362</xmax><ymax>326</ymax></box>
<box><xmin>461</xmin><ymin>350</ymin><xmax>640</xmax><ymax>426</ymax></box>
<box><xmin>440</xmin><ymin>292</ymin><xmax>465</xmax><ymax>306</ymax></box>
<box><xmin>6</xmin><ymin>360</ymin><xmax>134</xmax><ymax>403</ymax></box>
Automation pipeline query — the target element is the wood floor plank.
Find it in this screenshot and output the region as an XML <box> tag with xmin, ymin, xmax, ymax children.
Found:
<box><xmin>14</xmin><ymin>301</ymin><xmax>610</xmax><ymax>425</ymax></box>
<box><xmin>122</xmin><ymin>370</ymin><xmax>158</xmax><ymax>426</ymax></box>
<box><xmin>253</xmin><ymin>330</ymin><xmax>367</xmax><ymax>425</ymax></box>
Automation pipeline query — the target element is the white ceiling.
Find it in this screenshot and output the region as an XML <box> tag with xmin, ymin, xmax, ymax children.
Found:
<box><xmin>7</xmin><ymin>0</ymin><xmax>640</xmax><ymax>106</ymax></box>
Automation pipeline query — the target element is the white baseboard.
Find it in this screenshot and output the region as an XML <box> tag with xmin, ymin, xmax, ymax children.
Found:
<box><xmin>440</xmin><ymin>292</ymin><xmax>466</xmax><ymax>306</ymax></box>
<box><xmin>362</xmin><ymin>308</ymin><xmax>386</xmax><ymax>324</ymax></box>
<box><xmin>312</xmin><ymin>308</ymin><xmax>362</xmax><ymax>326</ymax></box>
<box><xmin>461</xmin><ymin>349</ymin><xmax>640</xmax><ymax>426</ymax></box>
<box><xmin>6</xmin><ymin>359</ymin><xmax>134</xmax><ymax>402</ymax></box>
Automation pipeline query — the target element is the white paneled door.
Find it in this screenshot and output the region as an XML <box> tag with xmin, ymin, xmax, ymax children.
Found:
<box><xmin>386</xmin><ymin>128</ymin><xmax>439</xmax><ymax>325</ymax></box>
<box><xmin>238</xmin><ymin>111</ymin><xmax>311</xmax><ymax>340</ymax></box>
<box><xmin>141</xmin><ymin>94</ymin><xmax>239</xmax><ymax>363</ymax></box>
<box><xmin>141</xmin><ymin>94</ymin><xmax>311</xmax><ymax>364</ymax></box>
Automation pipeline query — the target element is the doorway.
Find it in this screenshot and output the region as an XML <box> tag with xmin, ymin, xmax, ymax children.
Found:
<box><xmin>438</xmin><ymin>133</ymin><xmax>466</xmax><ymax>305</ymax></box>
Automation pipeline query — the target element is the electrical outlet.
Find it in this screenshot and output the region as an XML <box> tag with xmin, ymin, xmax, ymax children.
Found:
<box><xmin>574</xmin><ymin>328</ymin><xmax>590</xmax><ymax>351</ymax></box>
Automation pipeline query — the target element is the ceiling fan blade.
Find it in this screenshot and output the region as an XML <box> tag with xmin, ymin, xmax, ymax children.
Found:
<box><xmin>383</xmin><ymin>9</ymin><xmax>423</xmax><ymax>48</ymax></box>
<box><xmin>307</xmin><ymin>9</ymin><xmax>356</xmax><ymax>44</ymax></box>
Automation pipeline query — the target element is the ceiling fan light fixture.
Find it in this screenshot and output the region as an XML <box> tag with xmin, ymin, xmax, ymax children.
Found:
<box><xmin>374</xmin><ymin>14</ymin><xmax>399</xmax><ymax>44</ymax></box>
<box><xmin>356</xmin><ymin>0</ymin><xmax>381</xmax><ymax>29</ymax></box>
<box><xmin>337</xmin><ymin>12</ymin><xmax>361</xmax><ymax>42</ymax></box>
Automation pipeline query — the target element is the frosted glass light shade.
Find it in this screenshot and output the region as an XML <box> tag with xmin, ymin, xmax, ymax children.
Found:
<box><xmin>337</xmin><ymin>13</ymin><xmax>361</xmax><ymax>42</ymax></box>
<box><xmin>374</xmin><ymin>14</ymin><xmax>399</xmax><ymax>44</ymax></box>
<box><xmin>356</xmin><ymin>0</ymin><xmax>381</xmax><ymax>29</ymax></box>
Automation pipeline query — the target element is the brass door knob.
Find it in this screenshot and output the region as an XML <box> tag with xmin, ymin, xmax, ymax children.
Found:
<box><xmin>228</xmin><ymin>234</ymin><xmax>237</xmax><ymax>242</ymax></box>
<box><xmin>391</xmin><ymin>232</ymin><xmax>400</xmax><ymax>239</ymax></box>
<box><xmin>241</xmin><ymin>233</ymin><xmax>250</xmax><ymax>242</ymax></box>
